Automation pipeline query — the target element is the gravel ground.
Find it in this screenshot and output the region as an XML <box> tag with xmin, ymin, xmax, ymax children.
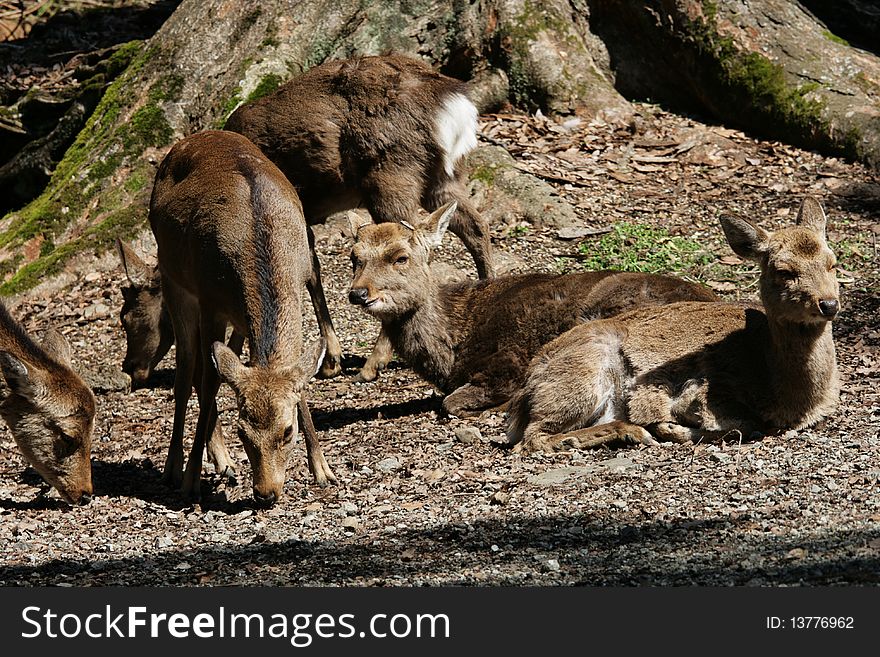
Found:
<box><xmin>1</xmin><ymin>105</ymin><xmax>878</xmax><ymax>586</ymax></box>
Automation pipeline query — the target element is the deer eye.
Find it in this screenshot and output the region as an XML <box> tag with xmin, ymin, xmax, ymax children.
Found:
<box><xmin>56</xmin><ymin>433</ymin><xmax>79</xmax><ymax>458</ymax></box>
<box><xmin>776</xmin><ymin>269</ymin><xmax>797</xmax><ymax>281</ymax></box>
<box><xmin>395</xmin><ymin>255</ymin><xmax>409</xmax><ymax>266</ymax></box>
<box><xmin>350</xmin><ymin>254</ymin><xmax>359</xmax><ymax>271</ymax></box>
<box><xmin>281</xmin><ymin>425</ymin><xmax>294</xmax><ymax>444</ymax></box>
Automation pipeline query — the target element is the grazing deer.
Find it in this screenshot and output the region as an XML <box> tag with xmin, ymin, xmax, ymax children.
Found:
<box><xmin>0</xmin><ymin>303</ymin><xmax>95</xmax><ymax>504</ymax></box>
<box><xmin>150</xmin><ymin>130</ymin><xmax>334</xmax><ymax>505</ymax></box>
<box><xmin>225</xmin><ymin>53</ymin><xmax>493</xmax><ymax>380</ymax></box>
<box><xmin>116</xmin><ymin>240</ymin><xmax>173</xmax><ymax>388</ymax></box>
<box><xmin>507</xmin><ymin>197</ymin><xmax>841</xmax><ymax>452</ymax></box>
<box><xmin>347</xmin><ymin>203</ymin><xmax>717</xmax><ymax>417</ymax></box>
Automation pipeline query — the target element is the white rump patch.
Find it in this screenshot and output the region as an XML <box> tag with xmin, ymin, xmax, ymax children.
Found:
<box><xmin>433</xmin><ymin>93</ymin><xmax>478</xmax><ymax>177</ymax></box>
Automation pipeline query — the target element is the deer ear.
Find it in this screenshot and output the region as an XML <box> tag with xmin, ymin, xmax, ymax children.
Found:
<box><xmin>795</xmin><ymin>196</ymin><xmax>827</xmax><ymax>236</ymax></box>
<box><xmin>116</xmin><ymin>239</ymin><xmax>153</xmax><ymax>288</ymax></box>
<box><xmin>419</xmin><ymin>201</ymin><xmax>456</xmax><ymax>249</ymax></box>
<box><xmin>347</xmin><ymin>211</ymin><xmax>372</xmax><ymax>239</ymax></box>
<box><xmin>0</xmin><ymin>352</ymin><xmax>42</xmax><ymax>403</ymax></box>
<box><xmin>290</xmin><ymin>338</ymin><xmax>327</xmax><ymax>391</ymax></box>
<box><xmin>41</xmin><ymin>329</ymin><xmax>72</xmax><ymax>367</ymax></box>
<box><xmin>720</xmin><ymin>215</ymin><xmax>771</xmax><ymax>261</ymax></box>
<box><xmin>212</xmin><ymin>341</ymin><xmax>247</xmax><ymax>392</ymax></box>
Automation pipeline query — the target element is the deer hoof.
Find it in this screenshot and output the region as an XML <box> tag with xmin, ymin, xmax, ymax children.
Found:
<box><xmin>318</xmin><ymin>358</ymin><xmax>342</xmax><ymax>379</ymax></box>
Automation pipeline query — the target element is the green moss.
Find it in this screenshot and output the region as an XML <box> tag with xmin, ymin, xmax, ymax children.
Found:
<box><xmin>822</xmin><ymin>30</ymin><xmax>849</xmax><ymax>47</ymax></box>
<box><xmin>245</xmin><ymin>73</ymin><xmax>283</xmax><ymax>104</ymax></box>
<box><xmin>469</xmin><ymin>165</ymin><xmax>497</xmax><ymax>186</ymax></box>
<box><xmin>0</xmin><ymin>254</ymin><xmax>22</xmax><ymax>279</ymax></box>
<box><xmin>150</xmin><ymin>73</ymin><xmax>185</xmax><ymax>103</ymax></box>
<box><xmin>125</xmin><ymin>104</ymin><xmax>173</xmax><ymax>152</ymax></box>
<box><xmin>685</xmin><ymin>12</ymin><xmax>828</xmax><ymax>148</ymax></box>
<box><xmin>0</xmin><ymin>40</ymin><xmax>159</xmax><ymax>292</ymax></box>
<box><xmin>103</xmin><ymin>40</ymin><xmax>143</xmax><ymax>78</ymax></box>
<box><xmin>0</xmin><ymin>204</ymin><xmax>147</xmax><ymax>296</ymax></box>
<box><xmin>123</xmin><ymin>164</ymin><xmax>150</xmax><ymax>195</ymax></box>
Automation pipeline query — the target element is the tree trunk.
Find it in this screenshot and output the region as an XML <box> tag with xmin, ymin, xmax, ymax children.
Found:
<box><xmin>1</xmin><ymin>0</ymin><xmax>878</xmax><ymax>295</ymax></box>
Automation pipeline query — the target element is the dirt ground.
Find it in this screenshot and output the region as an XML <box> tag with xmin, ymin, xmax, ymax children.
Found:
<box><xmin>1</xmin><ymin>105</ymin><xmax>879</xmax><ymax>586</ymax></box>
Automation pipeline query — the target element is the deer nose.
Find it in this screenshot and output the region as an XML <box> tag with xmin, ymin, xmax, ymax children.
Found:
<box><xmin>348</xmin><ymin>288</ymin><xmax>369</xmax><ymax>306</ymax></box>
<box><xmin>818</xmin><ymin>299</ymin><xmax>839</xmax><ymax>318</ymax></box>
<box><xmin>253</xmin><ymin>490</ymin><xmax>277</xmax><ymax>508</ymax></box>
<box><xmin>78</xmin><ymin>492</ymin><xmax>93</xmax><ymax>506</ymax></box>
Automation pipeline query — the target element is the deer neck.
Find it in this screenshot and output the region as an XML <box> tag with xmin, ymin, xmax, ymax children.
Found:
<box><xmin>765</xmin><ymin>317</ymin><xmax>838</xmax><ymax>427</ymax></box>
<box><xmin>382</xmin><ymin>279</ymin><xmax>458</xmax><ymax>390</ymax></box>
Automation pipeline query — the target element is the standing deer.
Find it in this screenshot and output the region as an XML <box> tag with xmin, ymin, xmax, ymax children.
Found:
<box><xmin>225</xmin><ymin>53</ymin><xmax>493</xmax><ymax>381</ymax></box>
<box><xmin>347</xmin><ymin>203</ymin><xmax>717</xmax><ymax>417</ymax></box>
<box><xmin>151</xmin><ymin>130</ymin><xmax>333</xmax><ymax>505</ymax></box>
<box><xmin>507</xmin><ymin>197</ymin><xmax>841</xmax><ymax>452</ymax></box>
<box><xmin>0</xmin><ymin>303</ymin><xmax>95</xmax><ymax>504</ymax></box>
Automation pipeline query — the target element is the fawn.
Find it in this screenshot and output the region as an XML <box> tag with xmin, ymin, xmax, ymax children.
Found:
<box><xmin>506</xmin><ymin>197</ymin><xmax>840</xmax><ymax>452</ymax></box>
<box><xmin>0</xmin><ymin>303</ymin><xmax>95</xmax><ymax>504</ymax></box>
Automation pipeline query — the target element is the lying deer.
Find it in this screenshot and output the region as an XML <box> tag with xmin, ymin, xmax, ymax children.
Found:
<box><xmin>0</xmin><ymin>303</ymin><xmax>95</xmax><ymax>504</ymax></box>
<box><xmin>506</xmin><ymin>197</ymin><xmax>840</xmax><ymax>452</ymax></box>
<box><xmin>347</xmin><ymin>203</ymin><xmax>717</xmax><ymax>417</ymax></box>
<box><xmin>150</xmin><ymin>130</ymin><xmax>333</xmax><ymax>505</ymax></box>
<box><xmin>225</xmin><ymin>53</ymin><xmax>493</xmax><ymax>380</ymax></box>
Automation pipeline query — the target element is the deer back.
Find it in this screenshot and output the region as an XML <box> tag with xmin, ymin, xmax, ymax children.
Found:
<box><xmin>225</xmin><ymin>54</ymin><xmax>474</xmax><ymax>220</ymax></box>
<box><xmin>149</xmin><ymin>130</ymin><xmax>311</xmax><ymax>351</ymax></box>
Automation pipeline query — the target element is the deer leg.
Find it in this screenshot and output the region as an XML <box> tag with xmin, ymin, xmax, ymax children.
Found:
<box><xmin>356</xmin><ymin>328</ymin><xmax>393</xmax><ymax>383</ymax></box>
<box><xmin>426</xmin><ymin>178</ymin><xmax>494</xmax><ymax>279</ymax></box>
<box><xmin>442</xmin><ymin>383</ymin><xmax>510</xmax><ymax>418</ymax></box>
<box><xmin>201</xmin><ymin>330</ymin><xmax>244</xmax><ymax>482</ymax></box>
<box><xmin>195</xmin><ymin>350</ymin><xmax>235</xmax><ymax>482</ymax></box>
<box><xmin>305</xmin><ymin>226</ymin><xmax>343</xmax><ymax>378</ymax></box>
<box><xmin>298</xmin><ymin>393</ymin><xmax>336</xmax><ymax>487</ymax></box>
<box><xmin>162</xmin><ymin>283</ymin><xmax>199</xmax><ymax>488</ymax></box>
<box><xmin>517</xmin><ymin>421</ymin><xmax>659</xmax><ymax>454</ymax></box>
<box><xmin>180</xmin><ymin>316</ymin><xmax>226</xmax><ymax>502</ymax></box>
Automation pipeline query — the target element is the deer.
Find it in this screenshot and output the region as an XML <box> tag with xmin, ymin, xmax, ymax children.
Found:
<box><xmin>224</xmin><ymin>53</ymin><xmax>493</xmax><ymax>382</ymax></box>
<box><xmin>0</xmin><ymin>302</ymin><xmax>95</xmax><ymax>504</ymax></box>
<box><xmin>506</xmin><ymin>197</ymin><xmax>841</xmax><ymax>453</ymax></box>
<box><xmin>150</xmin><ymin>129</ymin><xmax>334</xmax><ymax>505</ymax></box>
<box><xmin>346</xmin><ymin>202</ymin><xmax>718</xmax><ymax>418</ymax></box>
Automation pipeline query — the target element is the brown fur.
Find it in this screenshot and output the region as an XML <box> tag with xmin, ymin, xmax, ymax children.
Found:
<box><xmin>0</xmin><ymin>303</ymin><xmax>95</xmax><ymax>504</ymax></box>
<box><xmin>150</xmin><ymin>130</ymin><xmax>333</xmax><ymax>505</ymax></box>
<box><xmin>348</xmin><ymin>204</ymin><xmax>717</xmax><ymax>417</ymax></box>
<box><xmin>226</xmin><ymin>54</ymin><xmax>493</xmax><ymax>379</ymax></box>
<box><xmin>507</xmin><ymin>197</ymin><xmax>841</xmax><ymax>452</ymax></box>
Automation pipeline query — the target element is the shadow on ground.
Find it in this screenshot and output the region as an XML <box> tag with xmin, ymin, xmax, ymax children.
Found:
<box><xmin>2</xmin><ymin>512</ymin><xmax>877</xmax><ymax>586</ymax></box>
